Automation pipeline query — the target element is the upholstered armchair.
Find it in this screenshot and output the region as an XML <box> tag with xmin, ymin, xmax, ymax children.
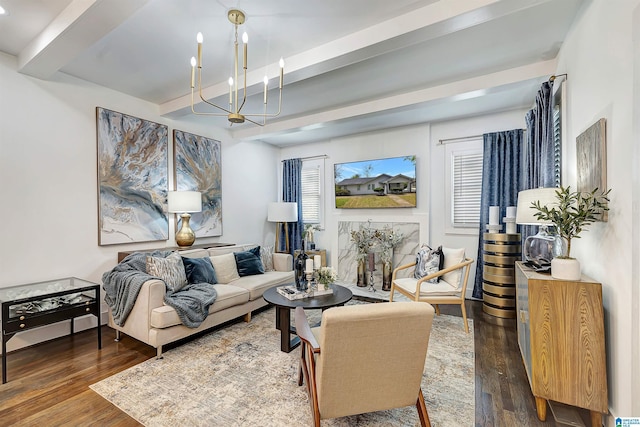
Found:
<box><xmin>294</xmin><ymin>302</ymin><xmax>435</xmax><ymax>427</ymax></box>
<box><xmin>390</xmin><ymin>247</ymin><xmax>474</xmax><ymax>333</ymax></box>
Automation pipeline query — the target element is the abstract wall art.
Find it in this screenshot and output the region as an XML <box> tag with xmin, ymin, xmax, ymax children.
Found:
<box><xmin>576</xmin><ymin>117</ymin><xmax>607</xmax><ymax>220</ymax></box>
<box><xmin>173</xmin><ymin>129</ymin><xmax>222</xmax><ymax>237</ymax></box>
<box><xmin>96</xmin><ymin>107</ymin><xmax>169</xmax><ymax>245</ymax></box>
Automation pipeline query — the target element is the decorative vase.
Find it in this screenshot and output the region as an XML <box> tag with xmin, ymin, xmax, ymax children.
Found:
<box><xmin>357</xmin><ymin>258</ymin><xmax>367</xmax><ymax>287</ymax></box>
<box><xmin>382</xmin><ymin>261</ymin><xmax>392</xmax><ymax>291</ymax></box>
<box><xmin>551</xmin><ymin>257</ymin><xmax>581</xmax><ymax>280</ymax></box>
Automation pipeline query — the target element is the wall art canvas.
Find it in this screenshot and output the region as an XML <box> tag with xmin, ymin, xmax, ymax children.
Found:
<box><xmin>576</xmin><ymin>117</ymin><xmax>607</xmax><ymax>221</ymax></box>
<box><xmin>173</xmin><ymin>130</ymin><xmax>222</xmax><ymax>237</ymax></box>
<box><xmin>97</xmin><ymin>107</ymin><xmax>169</xmax><ymax>245</ymax></box>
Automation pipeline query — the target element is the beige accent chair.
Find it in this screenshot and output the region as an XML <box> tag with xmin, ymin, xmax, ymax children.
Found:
<box><xmin>390</xmin><ymin>247</ymin><xmax>474</xmax><ymax>333</ymax></box>
<box><xmin>294</xmin><ymin>302</ymin><xmax>435</xmax><ymax>426</ymax></box>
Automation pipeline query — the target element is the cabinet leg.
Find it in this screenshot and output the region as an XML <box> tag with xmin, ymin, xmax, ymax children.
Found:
<box><xmin>534</xmin><ymin>397</ymin><xmax>547</xmax><ymax>421</ymax></box>
<box><xmin>590</xmin><ymin>411</ymin><xmax>602</xmax><ymax>427</ymax></box>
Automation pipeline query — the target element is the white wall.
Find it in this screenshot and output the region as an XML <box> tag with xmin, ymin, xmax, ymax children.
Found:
<box><xmin>555</xmin><ymin>0</ymin><xmax>640</xmax><ymax>421</ymax></box>
<box><xmin>430</xmin><ymin>109</ymin><xmax>527</xmax><ymax>298</ymax></box>
<box><xmin>0</xmin><ymin>52</ymin><xmax>280</xmax><ymax>351</ymax></box>
<box><xmin>280</xmin><ymin>124</ymin><xmax>431</xmax><ymax>267</ymax></box>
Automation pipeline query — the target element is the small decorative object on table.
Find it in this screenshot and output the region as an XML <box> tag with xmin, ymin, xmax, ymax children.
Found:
<box><xmin>295</xmin><ymin>239</ymin><xmax>309</xmax><ymax>290</ymax></box>
<box><xmin>317</xmin><ymin>266</ymin><xmax>337</xmax><ymax>292</ymax></box>
<box><xmin>304</xmin><ymin>224</ymin><xmax>320</xmax><ymax>250</ymax></box>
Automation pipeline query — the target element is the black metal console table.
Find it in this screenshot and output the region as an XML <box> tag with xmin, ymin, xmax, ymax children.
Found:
<box><xmin>0</xmin><ymin>277</ymin><xmax>101</xmax><ymax>383</ymax></box>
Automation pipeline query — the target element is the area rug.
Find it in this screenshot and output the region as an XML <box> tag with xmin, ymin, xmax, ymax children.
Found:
<box><xmin>90</xmin><ymin>306</ymin><xmax>474</xmax><ymax>426</ymax></box>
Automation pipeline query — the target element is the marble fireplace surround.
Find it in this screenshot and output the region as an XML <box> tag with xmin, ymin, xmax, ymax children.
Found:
<box><xmin>334</xmin><ymin>215</ymin><xmax>428</xmax><ymax>286</ymax></box>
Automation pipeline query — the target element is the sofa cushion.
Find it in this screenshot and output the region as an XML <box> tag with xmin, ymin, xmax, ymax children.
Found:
<box><xmin>442</xmin><ymin>247</ymin><xmax>466</xmax><ymax>288</ymax></box>
<box><xmin>209</xmin><ymin>253</ymin><xmax>240</xmax><ymax>284</ymax></box>
<box><xmin>182</xmin><ymin>256</ymin><xmax>217</xmax><ymax>284</ymax></box>
<box><xmin>146</xmin><ymin>252</ymin><xmax>188</xmax><ymax>292</ymax></box>
<box><xmin>150</xmin><ymin>284</ymin><xmax>250</xmax><ymax>329</ymax></box>
<box><xmin>234</xmin><ymin>246</ymin><xmax>265</xmax><ymax>277</ymax></box>
<box><xmin>233</xmin><ymin>270</ymin><xmax>295</xmax><ymax>300</ymax></box>
<box><xmin>260</xmin><ymin>245</ymin><xmax>275</xmax><ymax>272</ymax></box>
<box><xmin>394</xmin><ymin>277</ymin><xmax>460</xmax><ymax>296</ymax></box>
<box><xmin>178</xmin><ymin>248</ymin><xmax>209</xmax><ymax>258</ymax></box>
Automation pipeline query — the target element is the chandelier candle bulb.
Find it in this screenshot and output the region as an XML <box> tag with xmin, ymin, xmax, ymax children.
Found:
<box><xmin>263</xmin><ymin>76</ymin><xmax>268</xmax><ymax>104</ymax></box>
<box><xmin>279</xmin><ymin>58</ymin><xmax>284</xmax><ymax>88</ymax></box>
<box><xmin>190</xmin><ymin>57</ymin><xmax>196</xmax><ymax>88</ymax></box>
<box><xmin>242</xmin><ymin>32</ymin><xmax>248</xmax><ymax>69</ymax></box>
<box><xmin>196</xmin><ymin>32</ymin><xmax>203</xmax><ymax>67</ymax></box>
<box><xmin>489</xmin><ymin>206</ymin><xmax>500</xmax><ymax>225</ymax></box>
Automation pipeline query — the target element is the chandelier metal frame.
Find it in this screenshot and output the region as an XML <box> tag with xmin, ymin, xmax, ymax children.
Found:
<box><xmin>190</xmin><ymin>9</ymin><xmax>284</xmax><ymax>126</ymax></box>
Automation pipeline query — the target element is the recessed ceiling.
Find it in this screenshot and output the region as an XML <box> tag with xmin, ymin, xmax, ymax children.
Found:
<box><xmin>0</xmin><ymin>0</ymin><xmax>586</xmax><ymax>146</ymax></box>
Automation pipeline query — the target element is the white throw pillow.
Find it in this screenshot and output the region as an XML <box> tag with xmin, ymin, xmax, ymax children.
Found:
<box><xmin>442</xmin><ymin>247</ymin><xmax>466</xmax><ymax>288</ymax></box>
<box><xmin>209</xmin><ymin>253</ymin><xmax>240</xmax><ymax>284</ymax></box>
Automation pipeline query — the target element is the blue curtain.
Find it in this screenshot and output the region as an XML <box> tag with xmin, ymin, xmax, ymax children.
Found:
<box><xmin>521</xmin><ymin>81</ymin><xmax>555</xmax><ymax>249</ymax></box>
<box><xmin>472</xmin><ymin>129</ymin><xmax>523</xmax><ymax>299</ymax></box>
<box><xmin>282</xmin><ymin>158</ymin><xmax>303</xmax><ymax>256</ymax></box>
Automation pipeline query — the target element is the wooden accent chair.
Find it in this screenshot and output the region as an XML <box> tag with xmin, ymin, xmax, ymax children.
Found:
<box><xmin>294</xmin><ymin>302</ymin><xmax>435</xmax><ymax>427</ymax></box>
<box><xmin>390</xmin><ymin>247</ymin><xmax>474</xmax><ymax>333</ymax></box>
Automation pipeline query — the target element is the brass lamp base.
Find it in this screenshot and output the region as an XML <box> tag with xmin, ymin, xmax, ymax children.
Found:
<box><xmin>175</xmin><ymin>213</ymin><xmax>196</xmax><ymax>248</ymax></box>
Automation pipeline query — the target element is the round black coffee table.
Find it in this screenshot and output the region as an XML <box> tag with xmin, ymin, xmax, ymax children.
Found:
<box><xmin>263</xmin><ymin>283</ymin><xmax>353</xmax><ymax>352</ymax></box>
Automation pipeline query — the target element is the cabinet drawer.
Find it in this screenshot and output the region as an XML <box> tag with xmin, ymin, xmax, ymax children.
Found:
<box><xmin>4</xmin><ymin>303</ymin><xmax>98</xmax><ymax>334</ymax></box>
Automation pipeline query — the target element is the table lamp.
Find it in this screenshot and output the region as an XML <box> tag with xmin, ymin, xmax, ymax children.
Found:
<box><xmin>168</xmin><ymin>191</ymin><xmax>202</xmax><ymax>248</ymax></box>
<box><xmin>267</xmin><ymin>202</ymin><xmax>298</xmax><ymax>253</ymax></box>
<box><xmin>516</xmin><ymin>188</ymin><xmax>563</xmax><ymax>265</ymax></box>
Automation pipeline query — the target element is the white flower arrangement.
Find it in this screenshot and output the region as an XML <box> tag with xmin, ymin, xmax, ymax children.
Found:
<box><xmin>317</xmin><ymin>266</ymin><xmax>337</xmax><ymax>285</ymax></box>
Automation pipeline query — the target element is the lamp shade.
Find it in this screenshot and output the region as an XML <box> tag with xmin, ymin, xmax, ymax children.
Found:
<box><xmin>168</xmin><ymin>191</ymin><xmax>202</xmax><ymax>213</ymax></box>
<box><xmin>515</xmin><ymin>188</ymin><xmax>558</xmax><ymax>225</ymax></box>
<box><xmin>267</xmin><ymin>202</ymin><xmax>298</xmax><ymax>222</ymax></box>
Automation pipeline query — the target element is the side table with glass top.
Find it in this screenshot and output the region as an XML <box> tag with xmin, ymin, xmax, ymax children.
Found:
<box><xmin>0</xmin><ymin>277</ymin><xmax>102</xmax><ymax>383</ymax></box>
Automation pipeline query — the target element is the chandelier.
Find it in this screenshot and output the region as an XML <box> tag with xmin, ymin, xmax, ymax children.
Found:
<box><xmin>190</xmin><ymin>9</ymin><xmax>284</xmax><ymax>126</ymax></box>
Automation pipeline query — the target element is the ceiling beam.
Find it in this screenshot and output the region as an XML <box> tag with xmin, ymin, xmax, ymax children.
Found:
<box><xmin>160</xmin><ymin>0</ymin><xmax>556</xmax><ymax>118</ymax></box>
<box><xmin>230</xmin><ymin>59</ymin><xmax>557</xmax><ymax>142</ymax></box>
<box><xmin>18</xmin><ymin>0</ymin><xmax>150</xmax><ymax>79</ymax></box>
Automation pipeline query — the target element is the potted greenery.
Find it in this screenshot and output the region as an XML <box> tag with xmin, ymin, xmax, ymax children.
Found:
<box><xmin>531</xmin><ymin>186</ymin><xmax>610</xmax><ymax>280</ymax></box>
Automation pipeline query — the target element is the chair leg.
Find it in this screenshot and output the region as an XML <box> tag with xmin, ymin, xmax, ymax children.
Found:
<box><xmin>460</xmin><ymin>301</ymin><xmax>469</xmax><ymax>334</ymax></box>
<box><xmin>416</xmin><ymin>388</ymin><xmax>431</xmax><ymax>427</ymax></box>
<box><xmin>389</xmin><ymin>285</ymin><xmax>395</xmax><ymax>302</ymax></box>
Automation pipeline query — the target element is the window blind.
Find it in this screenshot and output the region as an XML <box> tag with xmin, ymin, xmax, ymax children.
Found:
<box><xmin>301</xmin><ymin>166</ymin><xmax>320</xmax><ymax>223</ymax></box>
<box><xmin>451</xmin><ymin>151</ymin><xmax>483</xmax><ymax>227</ymax></box>
<box><xmin>553</xmin><ymin>104</ymin><xmax>562</xmax><ymax>187</ymax></box>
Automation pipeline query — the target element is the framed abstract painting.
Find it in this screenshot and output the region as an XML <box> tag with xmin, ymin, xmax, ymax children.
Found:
<box><xmin>576</xmin><ymin>117</ymin><xmax>607</xmax><ymax>221</ymax></box>
<box><xmin>173</xmin><ymin>129</ymin><xmax>222</xmax><ymax>237</ymax></box>
<box><xmin>96</xmin><ymin>107</ymin><xmax>169</xmax><ymax>245</ymax></box>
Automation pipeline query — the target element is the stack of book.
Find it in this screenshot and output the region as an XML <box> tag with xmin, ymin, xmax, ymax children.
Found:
<box><xmin>277</xmin><ymin>285</ymin><xmax>334</xmax><ymax>300</ymax></box>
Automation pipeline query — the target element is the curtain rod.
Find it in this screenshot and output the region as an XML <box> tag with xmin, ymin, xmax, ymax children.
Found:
<box><xmin>438</xmin><ymin>135</ymin><xmax>483</xmax><ymax>145</ymax></box>
<box><xmin>282</xmin><ymin>154</ymin><xmax>328</xmax><ymax>162</ymax></box>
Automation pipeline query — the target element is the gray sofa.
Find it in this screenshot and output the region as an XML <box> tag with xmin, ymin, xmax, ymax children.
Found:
<box><xmin>107</xmin><ymin>244</ymin><xmax>294</xmax><ymax>357</ymax></box>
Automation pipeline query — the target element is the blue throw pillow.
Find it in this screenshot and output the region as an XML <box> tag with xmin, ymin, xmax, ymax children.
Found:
<box><xmin>182</xmin><ymin>257</ymin><xmax>217</xmax><ymax>284</ymax></box>
<box><xmin>234</xmin><ymin>246</ymin><xmax>265</xmax><ymax>277</ymax></box>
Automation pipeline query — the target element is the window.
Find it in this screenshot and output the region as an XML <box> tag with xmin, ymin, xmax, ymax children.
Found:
<box><xmin>551</xmin><ymin>78</ymin><xmax>565</xmax><ymax>187</ymax></box>
<box><xmin>301</xmin><ymin>160</ymin><xmax>323</xmax><ymax>225</ymax></box>
<box><xmin>445</xmin><ymin>139</ymin><xmax>483</xmax><ymax>233</ymax></box>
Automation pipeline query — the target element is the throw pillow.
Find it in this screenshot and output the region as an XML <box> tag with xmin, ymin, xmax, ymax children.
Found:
<box><xmin>146</xmin><ymin>252</ymin><xmax>188</xmax><ymax>292</ymax></box>
<box><xmin>260</xmin><ymin>245</ymin><xmax>274</xmax><ymax>272</ymax></box>
<box><xmin>234</xmin><ymin>246</ymin><xmax>265</xmax><ymax>277</ymax></box>
<box><xmin>209</xmin><ymin>253</ymin><xmax>240</xmax><ymax>284</ymax></box>
<box><xmin>414</xmin><ymin>245</ymin><xmax>443</xmax><ymax>283</ymax></box>
<box><xmin>442</xmin><ymin>247</ymin><xmax>466</xmax><ymax>287</ymax></box>
<box><xmin>182</xmin><ymin>256</ymin><xmax>217</xmax><ymax>284</ymax></box>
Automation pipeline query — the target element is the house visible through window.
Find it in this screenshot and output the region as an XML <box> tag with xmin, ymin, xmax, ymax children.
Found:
<box><xmin>445</xmin><ymin>139</ymin><xmax>483</xmax><ymax>233</ymax></box>
<box><xmin>301</xmin><ymin>160</ymin><xmax>322</xmax><ymax>225</ymax></box>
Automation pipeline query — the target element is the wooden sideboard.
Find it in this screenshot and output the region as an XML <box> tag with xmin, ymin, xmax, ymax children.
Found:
<box><xmin>515</xmin><ymin>262</ymin><xmax>608</xmax><ymax>427</ymax></box>
<box><xmin>117</xmin><ymin>242</ymin><xmax>235</xmax><ymax>263</ymax></box>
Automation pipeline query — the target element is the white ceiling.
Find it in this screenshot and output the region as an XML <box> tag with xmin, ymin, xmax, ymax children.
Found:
<box><xmin>0</xmin><ymin>0</ymin><xmax>586</xmax><ymax>146</ymax></box>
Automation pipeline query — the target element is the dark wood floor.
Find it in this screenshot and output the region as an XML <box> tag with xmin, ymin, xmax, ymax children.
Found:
<box><xmin>0</xmin><ymin>301</ymin><xmax>575</xmax><ymax>426</ymax></box>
